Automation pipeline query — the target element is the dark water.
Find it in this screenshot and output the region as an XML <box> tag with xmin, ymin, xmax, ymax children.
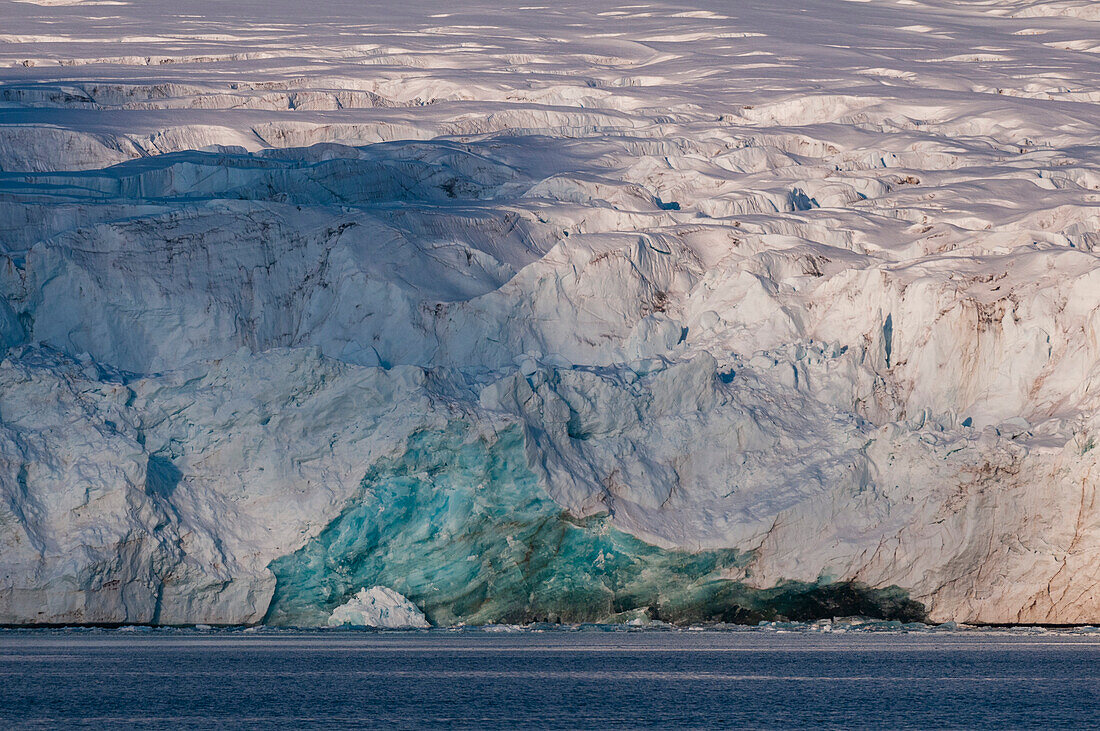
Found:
<box><xmin>2</xmin><ymin>629</ymin><xmax>1099</xmax><ymax>729</ymax></box>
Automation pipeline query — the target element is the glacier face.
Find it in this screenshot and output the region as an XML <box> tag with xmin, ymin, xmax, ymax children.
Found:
<box><xmin>267</xmin><ymin>421</ymin><xmax>923</xmax><ymax>627</ymax></box>
<box><xmin>1</xmin><ymin>0</ymin><xmax>1100</xmax><ymax>625</ymax></box>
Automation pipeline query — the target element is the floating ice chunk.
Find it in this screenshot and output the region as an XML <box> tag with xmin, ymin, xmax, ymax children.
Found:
<box><xmin>326</xmin><ymin>587</ymin><xmax>430</xmax><ymax>629</ymax></box>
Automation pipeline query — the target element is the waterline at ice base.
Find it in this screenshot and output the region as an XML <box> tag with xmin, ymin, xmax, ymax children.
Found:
<box><xmin>2</xmin><ymin>0</ymin><xmax>1100</xmax><ymax>628</ymax></box>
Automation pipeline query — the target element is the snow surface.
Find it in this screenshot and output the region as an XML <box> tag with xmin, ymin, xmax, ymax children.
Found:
<box><xmin>326</xmin><ymin>586</ymin><xmax>430</xmax><ymax>628</ymax></box>
<box><xmin>1</xmin><ymin>0</ymin><xmax>1099</xmax><ymax>625</ymax></box>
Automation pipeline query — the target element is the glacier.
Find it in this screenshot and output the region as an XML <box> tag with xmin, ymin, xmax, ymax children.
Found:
<box><xmin>1</xmin><ymin>0</ymin><xmax>1099</xmax><ymax>626</ymax></box>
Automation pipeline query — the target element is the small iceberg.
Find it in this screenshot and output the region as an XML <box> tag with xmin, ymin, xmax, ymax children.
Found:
<box><xmin>327</xmin><ymin>586</ymin><xmax>431</xmax><ymax>629</ymax></box>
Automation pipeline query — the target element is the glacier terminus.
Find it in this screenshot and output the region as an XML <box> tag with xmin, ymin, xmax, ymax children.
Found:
<box><xmin>1</xmin><ymin>0</ymin><xmax>1099</xmax><ymax>628</ymax></box>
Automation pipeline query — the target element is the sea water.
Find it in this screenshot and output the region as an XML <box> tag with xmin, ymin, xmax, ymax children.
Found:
<box><xmin>2</xmin><ymin>628</ymin><xmax>1099</xmax><ymax>729</ymax></box>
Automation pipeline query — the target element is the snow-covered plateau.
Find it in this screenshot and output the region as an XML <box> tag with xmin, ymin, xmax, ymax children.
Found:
<box><xmin>0</xmin><ymin>0</ymin><xmax>1098</xmax><ymax>626</ymax></box>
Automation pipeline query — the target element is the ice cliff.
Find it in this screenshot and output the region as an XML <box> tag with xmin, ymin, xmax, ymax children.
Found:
<box><xmin>1</xmin><ymin>0</ymin><xmax>1099</xmax><ymax>626</ymax></box>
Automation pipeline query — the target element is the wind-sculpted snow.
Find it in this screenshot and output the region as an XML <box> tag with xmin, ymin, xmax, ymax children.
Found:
<box><xmin>1</xmin><ymin>0</ymin><xmax>1099</xmax><ymax>625</ymax></box>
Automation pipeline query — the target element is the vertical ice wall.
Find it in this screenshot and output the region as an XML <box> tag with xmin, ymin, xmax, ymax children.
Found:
<box><xmin>1</xmin><ymin>0</ymin><xmax>1100</xmax><ymax>624</ymax></box>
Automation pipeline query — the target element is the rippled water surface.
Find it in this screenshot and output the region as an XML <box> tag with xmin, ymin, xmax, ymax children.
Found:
<box><xmin>2</xmin><ymin>629</ymin><xmax>1099</xmax><ymax>729</ymax></box>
